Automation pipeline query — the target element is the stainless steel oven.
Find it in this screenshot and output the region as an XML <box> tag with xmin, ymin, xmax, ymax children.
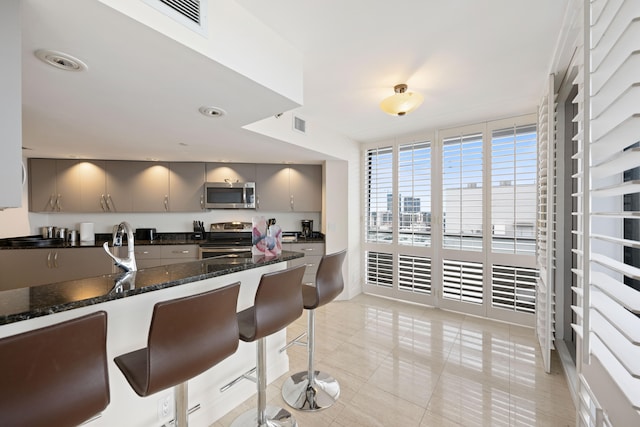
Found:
<box><xmin>198</xmin><ymin>221</ymin><xmax>253</xmax><ymax>259</ymax></box>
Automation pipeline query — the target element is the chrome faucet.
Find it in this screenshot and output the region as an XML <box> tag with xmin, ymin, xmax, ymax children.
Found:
<box><xmin>103</xmin><ymin>221</ymin><xmax>137</xmax><ymax>272</ymax></box>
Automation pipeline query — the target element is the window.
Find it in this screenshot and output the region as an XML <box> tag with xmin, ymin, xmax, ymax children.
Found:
<box><xmin>491</xmin><ymin>124</ymin><xmax>537</xmax><ymax>254</ymax></box>
<box><xmin>442</xmin><ymin>133</ymin><xmax>483</xmax><ymax>251</ymax></box>
<box><xmin>365</xmin><ymin>146</ymin><xmax>393</xmax><ymax>243</ymax></box>
<box><xmin>363</xmin><ymin>116</ymin><xmax>538</xmax><ymax>323</ymax></box>
<box><xmin>398</xmin><ymin>141</ymin><xmax>431</xmax><ymax>247</ymax></box>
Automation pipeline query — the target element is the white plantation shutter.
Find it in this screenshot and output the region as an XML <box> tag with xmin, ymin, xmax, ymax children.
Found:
<box><xmin>536</xmin><ymin>74</ymin><xmax>557</xmax><ymax>374</ymax></box>
<box><xmin>366</xmin><ymin>251</ymin><xmax>393</xmax><ymax>288</ymax></box>
<box><xmin>366</xmin><ymin>147</ymin><xmax>393</xmax><ymax>243</ymax></box>
<box><xmin>398</xmin><ymin>141</ymin><xmax>431</xmax><ymax>247</ymax></box>
<box><xmin>580</xmin><ymin>0</ymin><xmax>640</xmax><ymax>424</ymax></box>
<box><xmin>491</xmin><ymin>265</ymin><xmax>537</xmax><ymax>314</ymax></box>
<box><xmin>442</xmin><ymin>133</ymin><xmax>483</xmax><ymax>251</ymax></box>
<box><xmin>491</xmin><ymin>125</ymin><xmax>537</xmax><ymax>255</ymax></box>
<box><xmin>398</xmin><ymin>254</ymin><xmax>431</xmax><ymax>294</ymax></box>
<box><xmin>442</xmin><ymin>259</ymin><xmax>483</xmax><ymax>304</ymax></box>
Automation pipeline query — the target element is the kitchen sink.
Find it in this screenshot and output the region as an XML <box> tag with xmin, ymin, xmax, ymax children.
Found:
<box><xmin>0</xmin><ymin>237</ymin><xmax>65</xmax><ymax>248</ymax></box>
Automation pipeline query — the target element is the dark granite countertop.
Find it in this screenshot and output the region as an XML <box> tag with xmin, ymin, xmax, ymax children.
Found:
<box><xmin>0</xmin><ymin>232</ymin><xmax>324</xmax><ymax>250</ymax></box>
<box><xmin>0</xmin><ymin>251</ymin><xmax>303</xmax><ymax>326</ymax></box>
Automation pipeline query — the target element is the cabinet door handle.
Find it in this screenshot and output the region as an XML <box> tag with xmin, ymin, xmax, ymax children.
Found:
<box><xmin>301</xmin><ymin>248</ymin><xmax>314</xmax><ymax>251</ymax></box>
<box><xmin>106</xmin><ymin>194</ymin><xmax>114</xmax><ymax>211</ymax></box>
<box><xmin>256</xmin><ymin>195</ymin><xmax>260</xmax><ymax>209</ymax></box>
<box><xmin>53</xmin><ymin>251</ymin><xmax>58</xmax><ymax>268</ymax></box>
<box><xmin>56</xmin><ymin>194</ymin><xmax>62</xmax><ymax>211</ymax></box>
<box><xmin>172</xmin><ymin>250</ymin><xmax>190</xmax><ymax>254</ymax></box>
<box><xmin>100</xmin><ymin>194</ymin><xmax>107</xmax><ymax>211</ymax></box>
<box><xmin>164</xmin><ymin>195</ymin><xmax>169</xmax><ymax>211</ymax></box>
<box><xmin>49</xmin><ymin>194</ymin><xmax>56</xmax><ymax>210</ymax></box>
<box><xmin>290</xmin><ymin>195</ymin><xmax>294</xmax><ymax>211</ymax></box>
<box><xmin>200</xmin><ymin>195</ymin><xmax>204</xmax><ymax>209</ymax></box>
<box><xmin>47</xmin><ymin>251</ymin><xmax>52</xmax><ymax>268</ymax></box>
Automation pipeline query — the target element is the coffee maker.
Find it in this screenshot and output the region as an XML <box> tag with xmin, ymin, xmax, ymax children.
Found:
<box><xmin>301</xmin><ymin>219</ymin><xmax>313</xmax><ymax>238</ymax></box>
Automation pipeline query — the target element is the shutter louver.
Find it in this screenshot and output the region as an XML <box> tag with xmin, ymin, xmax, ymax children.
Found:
<box><xmin>398</xmin><ymin>254</ymin><xmax>431</xmax><ymax>294</ymax></box>
<box><xmin>581</xmin><ymin>0</ymin><xmax>640</xmax><ymax>424</ymax></box>
<box><xmin>443</xmin><ymin>259</ymin><xmax>483</xmax><ymax>304</ymax></box>
<box><xmin>491</xmin><ymin>265</ymin><xmax>537</xmax><ymax>314</ymax></box>
<box><xmin>366</xmin><ymin>251</ymin><xmax>393</xmax><ymax>288</ymax></box>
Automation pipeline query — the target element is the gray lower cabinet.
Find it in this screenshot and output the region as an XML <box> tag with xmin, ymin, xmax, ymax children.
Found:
<box><xmin>284</xmin><ymin>241</ymin><xmax>324</xmax><ymax>284</ymax></box>
<box><xmin>0</xmin><ymin>247</ymin><xmax>114</xmax><ymax>291</ymax></box>
<box><xmin>132</xmin><ymin>245</ymin><xmax>198</xmax><ymax>268</ymax></box>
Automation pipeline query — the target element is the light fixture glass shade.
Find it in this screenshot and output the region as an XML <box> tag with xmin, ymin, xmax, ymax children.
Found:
<box><xmin>380</xmin><ymin>84</ymin><xmax>424</xmax><ymax>116</ymax></box>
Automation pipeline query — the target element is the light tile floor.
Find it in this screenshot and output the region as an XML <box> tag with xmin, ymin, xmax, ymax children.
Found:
<box><xmin>213</xmin><ymin>294</ymin><xmax>575</xmax><ymax>427</ymax></box>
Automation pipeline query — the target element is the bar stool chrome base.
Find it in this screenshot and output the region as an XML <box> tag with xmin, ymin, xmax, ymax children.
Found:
<box><xmin>230</xmin><ymin>405</ymin><xmax>297</xmax><ymax>427</ymax></box>
<box><xmin>282</xmin><ymin>370</ymin><xmax>340</xmax><ymax>411</ymax></box>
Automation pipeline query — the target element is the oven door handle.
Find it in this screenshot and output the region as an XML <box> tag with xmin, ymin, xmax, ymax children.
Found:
<box><xmin>200</xmin><ymin>247</ymin><xmax>251</xmax><ymax>253</ymax></box>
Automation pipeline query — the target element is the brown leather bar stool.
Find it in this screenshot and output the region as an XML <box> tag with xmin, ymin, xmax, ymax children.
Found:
<box><xmin>230</xmin><ymin>264</ymin><xmax>306</xmax><ymax>427</ymax></box>
<box><xmin>281</xmin><ymin>249</ymin><xmax>347</xmax><ymax>411</ymax></box>
<box><xmin>114</xmin><ymin>283</ymin><xmax>240</xmax><ymax>427</ymax></box>
<box><xmin>0</xmin><ymin>311</ymin><xmax>110</xmax><ymax>427</ymax></box>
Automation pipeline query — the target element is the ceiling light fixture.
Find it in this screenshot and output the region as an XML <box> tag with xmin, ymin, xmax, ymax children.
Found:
<box><xmin>380</xmin><ymin>84</ymin><xmax>424</xmax><ymax>116</ymax></box>
<box><xmin>35</xmin><ymin>49</ymin><xmax>87</xmax><ymax>72</ymax></box>
<box><xmin>199</xmin><ymin>106</ymin><xmax>226</xmax><ymax>118</ymax></box>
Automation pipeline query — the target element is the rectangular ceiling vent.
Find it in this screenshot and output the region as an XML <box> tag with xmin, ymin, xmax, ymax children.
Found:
<box><xmin>293</xmin><ymin>115</ymin><xmax>306</xmax><ymax>134</ymax></box>
<box><xmin>143</xmin><ymin>0</ymin><xmax>208</xmax><ymax>36</ymax></box>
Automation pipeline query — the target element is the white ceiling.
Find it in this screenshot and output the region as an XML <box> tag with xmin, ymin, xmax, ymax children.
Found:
<box><xmin>20</xmin><ymin>0</ymin><xmax>570</xmax><ymax>164</ymax></box>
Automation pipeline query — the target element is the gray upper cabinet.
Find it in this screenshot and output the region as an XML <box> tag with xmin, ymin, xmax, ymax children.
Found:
<box><xmin>169</xmin><ymin>162</ymin><xmax>205</xmax><ymax>211</ymax></box>
<box><xmin>289</xmin><ymin>165</ymin><xmax>322</xmax><ymax>212</ymax></box>
<box><xmin>255</xmin><ymin>164</ymin><xmax>291</xmax><ymax>211</ymax></box>
<box><xmin>28</xmin><ymin>159</ymin><xmax>320</xmax><ymax>213</ymax></box>
<box><xmin>77</xmin><ymin>161</ymin><xmax>107</xmax><ymax>212</ymax></box>
<box><xmin>255</xmin><ymin>164</ymin><xmax>322</xmax><ymax>212</ymax></box>
<box><xmin>29</xmin><ymin>159</ymin><xmax>88</xmax><ymax>212</ymax></box>
<box><xmin>132</xmin><ymin>162</ymin><xmax>170</xmax><ymax>212</ymax></box>
<box><xmin>105</xmin><ymin>161</ymin><xmax>170</xmax><ymax>212</ymax></box>
<box><xmin>29</xmin><ymin>158</ymin><xmax>59</xmax><ymax>212</ymax></box>
<box><xmin>104</xmin><ymin>160</ymin><xmax>136</xmax><ymax>212</ymax></box>
<box><xmin>205</xmin><ymin>163</ymin><xmax>256</xmax><ymax>183</ymax></box>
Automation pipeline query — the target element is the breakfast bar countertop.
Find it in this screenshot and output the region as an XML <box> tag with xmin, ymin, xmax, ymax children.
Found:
<box><xmin>0</xmin><ymin>251</ymin><xmax>303</xmax><ymax>326</ymax></box>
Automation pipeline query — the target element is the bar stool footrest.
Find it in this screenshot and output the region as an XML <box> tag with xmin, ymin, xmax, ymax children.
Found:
<box><xmin>281</xmin><ymin>370</ymin><xmax>340</xmax><ymax>411</ymax></box>
<box><xmin>230</xmin><ymin>405</ymin><xmax>297</xmax><ymax>427</ymax></box>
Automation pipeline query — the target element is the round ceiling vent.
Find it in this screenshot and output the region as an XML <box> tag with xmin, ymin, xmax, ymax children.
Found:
<box><xmin>199</xmin><ymin>106</ymin><xmax>226</xmax><ymax>118</ymax></box>
<box><xmin>35</xmin><ymin>49</ymin><xmax>87</xmax><ymax>72</ymax></box>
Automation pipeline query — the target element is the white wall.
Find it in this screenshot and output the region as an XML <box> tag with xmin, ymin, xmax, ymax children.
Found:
<box><xmin>246</xmin><ymin>112</ymin><xmax>362</xmax><ymax>299</ymax></box>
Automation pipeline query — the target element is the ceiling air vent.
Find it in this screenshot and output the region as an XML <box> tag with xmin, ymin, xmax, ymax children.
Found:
<box><xmin>293</xmin><ymin>116</ymin><xmax>306</xmax><ymax>134</ymax></box>
<box><xmin>143</xmin><ymin>0</ymin><xmax>207</xmax><ymax>36</ymax></box>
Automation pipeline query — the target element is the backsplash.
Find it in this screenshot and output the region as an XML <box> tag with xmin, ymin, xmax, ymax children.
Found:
<box><xmin>25</xmin><ymin>210</ymin><xmax>321</xmax><ymax>237</ymax></box>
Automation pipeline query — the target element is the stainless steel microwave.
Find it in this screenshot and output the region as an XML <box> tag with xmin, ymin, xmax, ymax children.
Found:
<box><xmin>204</xmin><ymin>182</ymin><xmax>255</xmax><ymax>209</ymax></box>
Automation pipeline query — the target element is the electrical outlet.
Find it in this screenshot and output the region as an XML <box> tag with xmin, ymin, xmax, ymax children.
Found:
<box><xmin>157</xmin><ymin>394</ymin><xmax>172</xmax><ymax>421</ymax></box>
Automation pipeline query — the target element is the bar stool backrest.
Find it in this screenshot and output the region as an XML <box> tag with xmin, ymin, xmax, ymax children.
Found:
<box><xmin>0</xmin><ymin>311</ymin><xmax>110</xmax><ymax>427</ymax></box>
<box><xmin>310</xmin><ymin>249</ymin><xmax>347</xmax><ymax>309</ymax></box>
<box><xmin>251</xmin><ymin>264</ymin><xmax>305</xmax><ymax>341</ymax></box>
<box><xmin>143</xmin><ymin>282</ymin><xmax>241</xmax><ymax>395</ymax></box>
